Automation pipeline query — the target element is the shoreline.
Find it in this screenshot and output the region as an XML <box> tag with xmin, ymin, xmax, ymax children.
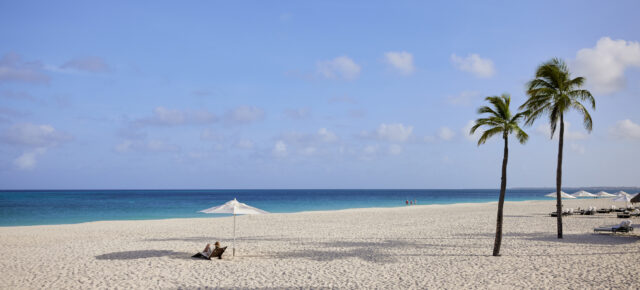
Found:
<box><xmin>0</xmin><ymin>198</ymin><xmax>557</xmax><ymax>228</ymax></box>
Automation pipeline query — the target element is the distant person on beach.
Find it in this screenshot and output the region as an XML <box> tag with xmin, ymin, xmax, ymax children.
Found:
<box><xmin>410</xmin><ymin>200</ymin><xmax>413</xmax><ymax>205</ymax></box>
<box><xmin>202</xmin><ymin>241</ymin><xmax>221</xmax><ymax>257</ymax></box>
<box><xmin>405</xmin><ymin>200</ymin><xmax>409</xmax><ymax>205</ymax></box>
<box><xmin>414</xmin><ymin>199</ymin><xmax>417</xmax><ymax>205</ymax></box>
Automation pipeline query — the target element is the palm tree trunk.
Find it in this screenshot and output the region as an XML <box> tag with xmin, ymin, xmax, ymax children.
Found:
<box><xmin>556</xmin><ymin>114</ymin><xmax>564</xmax><ymax>239</ymax></box>
<box><xmin>493</xmin><ymin>133</ymin><xmax>508</xmax><ymax>256</ymax></box>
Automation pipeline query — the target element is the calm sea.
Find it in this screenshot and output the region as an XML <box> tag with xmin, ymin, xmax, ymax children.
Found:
<box><xmin>0</xmin><ymin>188</ymin><xmax>636</xmax><ymax>226</ymax></box>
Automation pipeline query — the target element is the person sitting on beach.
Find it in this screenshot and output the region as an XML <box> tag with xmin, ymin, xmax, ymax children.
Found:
<box><xmin>192</xmin><ymin>241</ymin><xmax>227</xmax><ymax>260</ymax></box>
<box><xmin>202</xmin><ymin>241</ymin><xmax>221</xmax><ymax>257</ymax></box>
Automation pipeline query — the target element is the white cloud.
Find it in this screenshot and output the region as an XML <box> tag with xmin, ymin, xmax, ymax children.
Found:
<box><xmin>137</xmin><ymin>107</ymin><xmax>217</xmax><ymax>126</ymax></box>
<box><xmin>61</xmin><ymin>56</ymin><xmax>110</xmax><ymax>73</ymax></box>
<box><xmin>225</xmin><ymin>106</ymin><xmax>265</xmax><ymax>124</ymax></box>
<box><xmin>0</xmin><ymin>53</ymin><xmax>49</xmax><ymax>84</ymax></box>
<box><xmin>1</xmin><ymin>123</ymin><xmax>72</xmax><ymax>147</ymax></box>
<box><xmin>451</xmin><ymin>53</ymin><xmax>495</xmax><ymax>78</ymax></box>
<box><xmin>234</xmin><ymin>139</ymin><xmax>255</xmax><ymax>149</ymax></box>
<box><xmin>283</xmin><ymin>107</ymin><xmax>310</xmax><ymax>119</ymax></box>
<box><xmin>317</xmin><ymin>56</ymin><xmax>361</xmax><ymax>80</ymax></box>
<box><xmin>115</xmin><ymin>139</ymin><xmax>180</xmax><ymax>153</ymax></box>
<box><xmin>610</xmin><ymin>119</ymin><xmax>640</xmax><ymax>140</ymax></box>
<box><xmin>384</xmin><ymin>51</ymin><xmax>415</xmax><ymax>75</ymax></box>
<box><xmin>535</xmin><ymin>122</ymin><xmax>588</xmax><ymax>140</ymax></box>
<box><xmin>13</xmin><ymin>148</ymin><xmax>46</xmax><ymax>170</ymax></box>
<box><xmin>317</xmin><ymin>128</ymin><xmax>338</xmax><ymax>143</ymax></box>
<box><xmin>446</xmin><ymin>91</ymin><xmax>481</xmax><ymax>106</ymax></box>
<box><xmin>360</xmin><ymin>145</ymin><xmax>378</xmax><ymax>160</ymax></box>
<box><xmin>373</xmin><ymin>123</ymin><xmax>414</xmax><ymax>142</ymax></box>
<box><xmin>200</xmin><ymin>128</ymin><xmax>223</xmax><ymax>142</ymax></box>
<box><xmin>438</xmin><ymin>127</ymin><xmax>455</xmax><ymax>141</ymax></box>
<box><xmin>572</xmin><ymin>37</ymin><xmax>640</xmax><ymax>95</ymax></box>
<box><xmin>463</xmin><ymin>120</ymin><xmax>482</xmax><ymax>142</ymax></box>
<box><xmin>300</xmin><ymin>146</ymin><xmax>317</xmax><ymax>156</ymax></box>
<box><xmin>273</xmin><ymin>140</ymin><xmax>287</xmax><ymax>157</ymax></box>
<box><xmin>389</xmin><ymin>144</ymin><xmax>403</xmax><ymax>155</ymax></box>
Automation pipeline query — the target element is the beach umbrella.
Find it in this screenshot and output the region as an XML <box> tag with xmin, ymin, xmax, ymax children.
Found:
<box><xmin>613</xmin><ymin>194</ymin><xmax>633</xmax><ymax>208</ymax></box>
<box><xmin>614</xmin><ymin>191</ymin><xmax>630</xmax><ymax>197</ymax></box>
<box><xmin>545</xmin><ymin>191</ymin><xmax>576</xmax><ymax>199</ymax></box>
<box><xmin>572</xmin><ymin>190</ymin><xmax>596</xmax><ymax>198</ymax></box>
<box><xmin>630</xmin><ymin>193</ymin><xmax>640</xmax><ymax>204</ymax></box>
<box><xmin>200</xmin><ymin>198</ymin><xmax>268</xmax><ymax>257</ymax></box>
<box><xmin>595</xmin><ymin>191</ymin><xmax>616</xmax><ymax>198</ymax></box>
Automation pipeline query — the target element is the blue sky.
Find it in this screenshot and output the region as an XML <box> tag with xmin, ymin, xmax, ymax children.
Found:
<box><xmin>1</xmin><ymin>1</ymin><xmax>639</xmax><ymax>189</ymax></box>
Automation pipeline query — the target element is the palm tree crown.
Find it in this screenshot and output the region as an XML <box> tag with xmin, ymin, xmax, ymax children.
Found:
<box><xmin>470</xmin><ymin>94</ymin><xmax>528</xmax><ymax>145</ymax></box>
<box><xmin>519</xmin><ymin>58</ymin><xmax>595</xmax><ymax>135</ymax></box>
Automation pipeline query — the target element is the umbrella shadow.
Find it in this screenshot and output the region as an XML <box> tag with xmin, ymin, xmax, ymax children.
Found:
<box><xmin>144</xmin><ymin>236</ymin><xmax>220</xmax><ymax>242</ymax></box>
<box><xmin>524</xmin><ymin>232</ymin><xmax>640</xmax><ymax>245</ymax></box>
<box><xmin>95</xmin><ymin>250</ymin><xmax>192</xmax><ymax>260</ymax></box>
<box><xmin>270</xmin><ymin>238</ymin><xmax>488</xmax><ymax>263</ymax></box>
<box><xmin>272</xmin><ymin>247</ymin><xmax>399</xmax><ymax>264</ymax></box>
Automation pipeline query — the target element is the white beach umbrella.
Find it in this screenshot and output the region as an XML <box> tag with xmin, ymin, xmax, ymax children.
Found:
<box><xmin>614</xmin><ymin>191</ymin><xmax>630</xmax><ymax>197</ymax></box>
<box><xmin>595</xmin><ymin>191</ymin><xmax>616</xmax><ymax>198</ymax></box>
<box><xmin>613</xmin><ymin>194</ymin><xmax>633</xmax><ymax>208</ymax></box>
<box><xmin>572</xmin><ymin>190</ymin><xmax>596</xmax><ymax>198</ymax></box>
<box><xmin>200</xmin><ymin>198</ymin><xmax>268</xmax><ymax>257</ymax></box>
<box><xmin>613</xmin><ymin>194</ymin><xmax>632</xmax><ymax>202</ymax></box>
<box><xmin>545</xmin><ymin>191</ymin><xmax>576</xmax><ymax>199</ymax></box>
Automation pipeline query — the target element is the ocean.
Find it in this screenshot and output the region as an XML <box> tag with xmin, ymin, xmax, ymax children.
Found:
<box><xmin>0</xmin><ymin>188</ymin><xmax>636</xmax><ymax>226</ymax></box>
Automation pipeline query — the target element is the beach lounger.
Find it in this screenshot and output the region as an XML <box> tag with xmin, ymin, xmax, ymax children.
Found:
<box><xmin>192</xmin><ymin>246</ymin><xmax>227</xmax><ymax>260</ymax></box>
<box><xmin>618</xmin><ymin>212</ymin><xmax>631</xmax><ymax>218</ymax></box>
<box><xmin>594</xmin><ymin>220</ymin><xmax>633</xmax><ymax>234</ymax></box>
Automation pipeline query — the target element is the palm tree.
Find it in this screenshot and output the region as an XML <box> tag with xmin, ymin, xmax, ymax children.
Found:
<box><xmin>520</xmin><ymin>58</ymin><xmax>595</xmax><ymax>239</ymax></box>
<box><xmin>471</xmin><ymin>94</ymin><xmax>528</xmax><ymax>256</ymax></box>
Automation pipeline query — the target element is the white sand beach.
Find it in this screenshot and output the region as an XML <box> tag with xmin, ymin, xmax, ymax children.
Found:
<box><xmin>1</xmin><ymin>199</ymin><xmax>638</xmax><ymax>289</ymax></box>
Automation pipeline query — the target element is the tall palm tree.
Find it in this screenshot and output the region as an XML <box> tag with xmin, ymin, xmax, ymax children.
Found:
<box><xmin>471</xmin><ymin>94</ymin><xmax>528</xmax><ymax>256</ymax></box>
<box><xmin>520</xmin><ymin>58</ymin><xmax>595</xmax><ymax>239</ymax></box>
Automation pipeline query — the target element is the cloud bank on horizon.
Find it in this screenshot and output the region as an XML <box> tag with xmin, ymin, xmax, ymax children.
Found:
<box><xmin>0</xmin><ymin>1</ymin><xmax>639</xmax><ymax>189</ymax></box>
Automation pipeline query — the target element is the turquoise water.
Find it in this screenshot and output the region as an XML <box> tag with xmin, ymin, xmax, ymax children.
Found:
<box><xmin>0</xmin><ymin>188</ymin><xmax>636</xmax><ymax>226</ymax></box>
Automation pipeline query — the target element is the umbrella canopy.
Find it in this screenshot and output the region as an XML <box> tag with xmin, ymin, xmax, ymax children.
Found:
<box><xmin>595</xmin><ymin>191</ymin><xmax>616</xmax><ymax>198</ymax></box>
<box><xmin>572</xmin><ymin>190</ymin><xmax>596</xmax><ymax>198</ymax></box>
<box><xmin>631</xmin><ymin>193</ymin><xmax>640</xmax><ymax>204</ymax></box>
<box><xmin>200</xmin><ymin>198</ymin><xmax>269</xmax><ymax>215</ymax></box>
<box><xmin>614</xmin><ymin>191</ymin><xmax>630</xmax><ymax>197</ymax></box>
<box><xmin>545</xmin><ymin>191</ymin><xmax>576</xmax><ymax>199</ymax></box>
<box><xmin>613</xmin><ymin>194</ymin><xmax>633</xmax><ymax>203</ymax></box>
<box><xmin>200</xmin><ymin>198</ymin><xmax>268</xmax><ymax>257</ymax></box>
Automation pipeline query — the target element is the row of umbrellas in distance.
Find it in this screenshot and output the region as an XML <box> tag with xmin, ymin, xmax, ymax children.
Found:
<box><xmin>545</xmin><ymin>190</ymin><xmax>639</xmax><ymax>203</ymax></box>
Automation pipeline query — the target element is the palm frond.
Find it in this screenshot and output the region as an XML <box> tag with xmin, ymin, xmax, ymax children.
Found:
<box><xmin>568</xmin><ymin>89</ymin><xmax>595</xmax><ymax>109</ymax></box>
<box><xmin>477</xmin><ymin>127</ymin><xmax>504</xmax><ymax>145</ymax></box>
<box><xmin>514</xmin><ymin>126</ymin><xmax>529</xmax><ymax>144</ymax></box>
<box><xmin>549</xmin><ymin>106</ymin><xmax>560</xmax><ymax>138</ymax></box>
<box><xmin>571</xmin><ymin>101</ymin><xmax>593</xmax><ymax>132</ymax></box>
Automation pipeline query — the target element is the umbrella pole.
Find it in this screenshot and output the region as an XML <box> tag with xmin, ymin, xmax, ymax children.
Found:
<box><xmin>233</xmin><ymin>213</ymin><xmax>236</xmax><ymax>257</ymax></box>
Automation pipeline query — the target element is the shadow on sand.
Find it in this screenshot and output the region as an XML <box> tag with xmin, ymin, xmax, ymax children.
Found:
<box><xmin>95</xmin><ymin>250</ymin><xmax>192</xmax><ymax>260</ymax></box>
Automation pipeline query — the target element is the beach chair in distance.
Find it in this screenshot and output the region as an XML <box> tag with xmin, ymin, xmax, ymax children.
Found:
<box><xmin>192</xmin><ymin>246</ymin><xmax>227</xmax><ymax>260</ymax></box>
<box><xmin>617</xmin><ymin>212</ymin><xmax>631</xmax><ymax>218</ymax></box>
<box><xmin>594</xmin><ymin>220</ymin><xmax>633</xmax><ymax>234</ymax></box>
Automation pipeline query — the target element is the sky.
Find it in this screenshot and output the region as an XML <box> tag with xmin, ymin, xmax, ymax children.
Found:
<box><xmin>1</xmin><ymin>1</ymin><xmax>639</xmax><ymax>189</ymax></box>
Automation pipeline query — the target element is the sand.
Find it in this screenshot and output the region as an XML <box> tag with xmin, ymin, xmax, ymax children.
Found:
<box><xmin>1</xmin><ymin>199</ymin><xmax>638</xmax><ymax>289</ymax></box>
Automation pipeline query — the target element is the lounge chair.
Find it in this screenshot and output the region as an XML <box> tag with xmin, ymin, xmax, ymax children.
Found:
<box><xmin>594</xmin><ymin>220</ymin><xmax>633</xmax><ymax>233</ymax></box>
<box><xmin>192</xmin><ymin>246</ymin><xmax>227</xmax><ymax>260</ymax></box>
<box><xmin>617</xmin><ymin>212</ymin><xmax>631</xmax><ymax>218</ymax></box>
